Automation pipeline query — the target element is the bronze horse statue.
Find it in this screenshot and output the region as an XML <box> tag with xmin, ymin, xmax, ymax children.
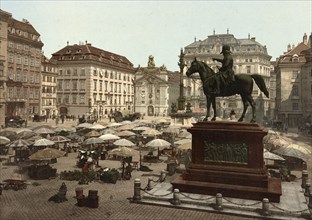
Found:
<box><xmin>186</xmin><ymin>58</ymin><xmax>269</xmax><ymax>123</ymax></box>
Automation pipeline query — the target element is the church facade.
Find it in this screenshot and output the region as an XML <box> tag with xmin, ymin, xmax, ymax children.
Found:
<box><xmin>133</xmin><ymin>56</ymin><xmax>179</xmax><ymax>116</ymax></box>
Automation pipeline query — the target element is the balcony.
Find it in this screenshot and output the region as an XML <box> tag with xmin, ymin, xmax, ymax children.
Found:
<box><xmin>6</xmin><ymin>98</ymin><xmax>27</xmax><ymax>103</ymax></box>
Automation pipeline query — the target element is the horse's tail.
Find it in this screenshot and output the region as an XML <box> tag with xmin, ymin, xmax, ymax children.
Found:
<box><xmin>251</xmin><ymin>74</ymin><xmax>269</xmax><ymax>98</ymax></box>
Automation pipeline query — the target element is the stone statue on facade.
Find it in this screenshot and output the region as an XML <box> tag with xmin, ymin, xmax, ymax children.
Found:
<box><xmin>147</xmin><ymin>55</ymin><xmax>155</xmax><ymax>68</ymax></box>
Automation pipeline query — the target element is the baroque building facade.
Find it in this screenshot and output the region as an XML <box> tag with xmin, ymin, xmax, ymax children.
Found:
<box><xmin>275</xmin><ymin>33</ymin><xmax>311</xmax><ymax>128</ymax></box>
<box><xmin>133</xmin><ymin>56</ymin><xmax>179</xmax><ymax>116</ymax></box>
<box><xmin>50</xmin><ymin>42</ymin><xmax>135</xmax><ymax>118</ymax></box>
<box><xmin>183</xmin><ymin>31</ymin><xmax>271</xmax><ymax>122</ymax></box>
<box><xmin>0</xmin><ymin>10</ymin><xmax>11</xmax><ymax>128</ymax></box>
<box><xmin>2</xmin><ymin>10</ymin><xmax>44</xmax><ymax>122</ymax></box>
<box><xmin>41</xmin><ymin>55</ymin><xmax>58</xmax><ymax>118</ymax></box>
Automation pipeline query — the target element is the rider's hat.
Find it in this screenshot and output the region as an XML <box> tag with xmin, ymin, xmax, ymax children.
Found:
<box><xmin>220</xmin><ymin>45</ymin><xmax>231</xmax><ymax>54</ymax></box>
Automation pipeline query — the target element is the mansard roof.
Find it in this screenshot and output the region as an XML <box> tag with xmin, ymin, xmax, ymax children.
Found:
<box><xmin>279</xmin><ymin>42</ymin><xmax>309</xmax><ymax>63</ymax></box>
<box><xmin>8</xmin><ymin>17</ymin><xmax>40</xmax><ymax>35</ymax></box>
<box><xmin>51</xmin><ymin>43</ymin><xmax>134</xmax><ymax>71</ymax></box>
<box><xmin>7</xmin><ymin>16</ymin><xmax>43</xmax><ymax>47</ymax></box>
<box><xmin>185</xmin><ymin>33</ymin><xmax>267</xmax><ymax>54</ymax></box>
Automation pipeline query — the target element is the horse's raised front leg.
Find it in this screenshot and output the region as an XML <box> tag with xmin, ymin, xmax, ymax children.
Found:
<box><xmin>204</xmin><ymin>94</ymin><xmax>211</xmax><ymax>121</ymax></box>
<box><xmin>238</xmin><ymin>95</ymin><xmax>248</xmax><ymax>122</ymax></box>
<box><xmin>211</xmin><ymin>96</ymin><xmax>217</xmax><ymax>121</ymax></box>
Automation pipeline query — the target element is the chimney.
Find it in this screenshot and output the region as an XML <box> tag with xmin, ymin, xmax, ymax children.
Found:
<box><xmin>303</xmin><ymin>33</ymin><xmax>308</xmax><ymax>45</ymax></box>
<box><xmin>251</xmin><ymin>37</ymin><xmax>256</xmax><ymax>41</ymax></box>
<box><xmin>292</xmin><ymin>44</ymin><xmax>295</xmax><ymax>49</ymax></box>
<box><xmin>67</xmin><ymin>41</ymin><xmax>69</xmax><ymax>46</ymax></box>
<box><xmin>287</xmin><ymin>44</ymin><xmax>291</xmax><ymax>51</ymax></box>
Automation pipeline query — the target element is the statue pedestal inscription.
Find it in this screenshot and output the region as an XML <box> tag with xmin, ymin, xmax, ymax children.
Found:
<box><xmin>171</xmin><ymin>121</ymin><xmax>282</xmax><ymax>202</ymax></box>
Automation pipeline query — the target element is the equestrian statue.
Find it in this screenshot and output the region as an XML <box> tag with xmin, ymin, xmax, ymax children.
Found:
<box><xmin>186</xmin><ymin>45</ymin><xmax>269</xmax><ymax>123</ymax></box>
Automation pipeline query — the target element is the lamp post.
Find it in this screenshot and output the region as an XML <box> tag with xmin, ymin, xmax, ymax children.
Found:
<box><xmin>177</xmin><ymin>48</ymin><xmax>186</xmax><ymax>111</ymax></box>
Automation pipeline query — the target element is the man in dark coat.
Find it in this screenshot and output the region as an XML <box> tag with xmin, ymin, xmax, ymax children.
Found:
<box><xmin>212</xmin><ymin>45</ymin><xmax>235</xmax><ymax>95</ymax></box>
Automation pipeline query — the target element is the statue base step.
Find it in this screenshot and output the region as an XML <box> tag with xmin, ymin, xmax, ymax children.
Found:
<box><xmin>172</xmin><ymin>175</ymin><xmax>281</xmax><ymax>202</ymax></box>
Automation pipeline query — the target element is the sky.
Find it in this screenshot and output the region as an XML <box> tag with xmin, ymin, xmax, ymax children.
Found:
<box><xmin>1</xmin><ymin>0</ymin><xmax>311</xmax><ymax>71</ymax></box>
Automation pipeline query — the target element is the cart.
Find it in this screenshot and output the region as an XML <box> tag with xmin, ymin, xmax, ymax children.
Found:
<box><xmin>2</xmin><ymin>179</ymin><xmax>27</xmax><ymax>191</ymax></box>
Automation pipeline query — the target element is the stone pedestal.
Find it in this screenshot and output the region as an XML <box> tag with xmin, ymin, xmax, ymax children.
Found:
<box><xmin>172</xmin><ymin>121</ymin><xmax>282</xmax><ymax>202</ymax></box>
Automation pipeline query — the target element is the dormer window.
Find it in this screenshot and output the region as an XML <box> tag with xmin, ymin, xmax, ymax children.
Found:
<box><xmin>292</xmin><ymin>54</ymin><xmax>299</xmax><ymax>62</ymax></box>
<box><xmin>67</xmin><ymin>50</ymin><xmax>71</xmax><ymax>53</ymax></box>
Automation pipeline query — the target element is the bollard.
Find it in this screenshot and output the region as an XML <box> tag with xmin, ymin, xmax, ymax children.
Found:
<box><xmin>309</xmin><ymin>193</ymin><xmax>312</xmax><ymax>209</ymax></box>
<box><xmin>215</xmin><ymin>193</ymin><xmax>223</xmax><ymax>210</ymax></box>
<box><xmin>305</xmin><ymin>181</ymin><xmax>311</xmax><ymax>197</ymax></box>
<box><xmin>262</xmin><ymin>198</ymin><xmax>270</xmax><ymax>216</ymax></box>
<box><xmin>301</xmin><ymin>170</ymin><xmax>308</xmax><ymax>189</ymax></box>
<box><xmin>302</xmin><ymin>162</ymin><xmax>307</xmax><ymax>170</ymax></box>
<box><xmin>133</xmin><ymin>179</ymin><xmax>141</xmax><ymax>201</ymax></box>
<box><xmin>171</xmin><ymin>189</ymin><xmax>181</xmax><ymax>205</ymax></box>
<box><xmin>159</xmin><ymin>170</ymin><xmax>167</xmax><ymax>182</ymax></box>
<box><xmin>147</xmin><ymin>177</ymin><xmax>153</xmax><ymax>191</ymax></box>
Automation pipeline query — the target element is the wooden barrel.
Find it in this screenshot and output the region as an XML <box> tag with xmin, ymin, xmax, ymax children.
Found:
<box><xmin>88</xmin><ymin>190</ymin><xmax>98</xmax><ymax>198</ymax></box>
<box><xmin>75</xmin><ymin>187</ymin><xmax>83</xmax><ymax>198</ymax></box>
<box><xmin>88</xmin><ymin>196</ymin><xmax>99</xmax><ymax>208</ymax></box>
<box><xmin>88</xmin><ymin>190</ymin><xmax>99</xmax><ymax>208</ymax></box>
<box><xmin>76</xmin><ymin>195</ymin><xmax>85</xmax><ymax>207</ymax></box>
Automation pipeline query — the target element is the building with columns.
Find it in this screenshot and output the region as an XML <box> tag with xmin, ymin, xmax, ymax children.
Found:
<box><xmin>50</xmin><ymin>42</ymin><xmax>135</xmax><ymax>118</ymax></box>
<box><xmin>133</xmin><ymin>56</ymin><xmax>179</xmax><ymax>116</ymax></box>
<box><xmin>41</xmin><ymin>55</ymin><xmax>58</xmax><ymax>118</ymax></box>
<box><xmin>183</xmin><ymin>31</ymin><xmax>272</xmax><ymax>122</ymax></box>
<box><xmin>275</xmin><ymin>33</ymin><xmax>311</xmax><ymax>128</ymax></box>
<box><xmin>2</xmin><ymin>10</ymin><xmax>44</xmax><ymax>122</ymax></box>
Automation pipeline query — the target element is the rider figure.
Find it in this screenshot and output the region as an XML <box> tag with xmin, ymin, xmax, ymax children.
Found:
<box><xmin>212</xmin><ymin>45</ymin><xmax>235</xmax><ymax>95</ymax></box>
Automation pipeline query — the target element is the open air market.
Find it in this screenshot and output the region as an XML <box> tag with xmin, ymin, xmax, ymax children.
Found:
<box><xmin>0</xmin><ymin>115</ymin><xmax>312</xmax><ymax>219</ymax></box>
<box><xmin>1</xmin><ymin>1</ymin><xmax>312</xmax><ymax>219</ymax></box>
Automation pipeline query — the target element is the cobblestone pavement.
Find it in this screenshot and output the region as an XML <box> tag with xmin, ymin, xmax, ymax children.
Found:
<box><xmin>0</xmin><ymin>117</ymin><xmax>311</xmax><ymax>220</ymax></box>
<box><xmin>0</xmin><ymin>152</ymin><xmax>255</xmax><ymax>220</ymax></box>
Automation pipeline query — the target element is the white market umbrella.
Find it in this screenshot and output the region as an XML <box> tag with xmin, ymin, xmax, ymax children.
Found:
<box><xmin>120</xmin><ymin>120</ymin><xmax>133</xmax><ymax>125</ymax></box>
<box><xmin>34</xmin><ymin>127</ymin><xmax>55</xmax><ymax>135</ymax></box>
<box><xmin>116</xmin><ymin>124</ymin><xmax>138</xmax><ymax>131</ymax></box>
<box><xmin>29</xmin><ymin>147</ymin><xmax>66</xmax><ymax>160</ymax></box>
<box><xmin>0</xmin><ymin>136</ymin><xmax>11</xmax><ymax>145</ymax></box>
<box><xmin>8</xmin><ymin>139</ymin><xmax>31</xmax><ymax>148</ymax></box>
<box><xmin>146</xmin><ymin>138</ymin><xmax>171</xmax><ymax>150</ymax></box>
<box><xmin>33</xmin><ymin>138</ymin><xmax>55</xmax><ymax>147</ymax></box>
<box><xmin>16</xmin><ymin>128</ymin><xmax>33</xmax><ymax>134</ymax></box>
<box><xmin>49</xmin><ymin>135</ymin><xmax>71</xmax><ymax>143</ymax></box>
<box><xmin>113</xmin><ymin>138</ymin><xmax>135</xmax><ymax>147</ymax></box>
<box><xmin>107</xmin><ymin>122</ymin><xmax>122</xmax><ymax>127</ymax></box>
<box><xmin>77</xmin><ymin>122</ymin><xmax>93</xmax><ymax>128</ymax></box>
<box><xmin>108</xmin><ymin>146</ymin><xmax>138</xmax><ymax>157</ymax></box>
<box><xmin>84</xmin><ymin>137</ymin><xmax>105</xmax><ymax>145</ymax></box>
<box><xmin>99</xmin><ymin>134</ymin><xmax>120</xmax><ymax>141</ymax></box>
<box><xmin>273</xmin><ymin>144</ymin><xmax>311</xmax><ymax>160</ymax></box>
<box><xmin>114</xmin><ymin>130</ymin><xmax>136</xmax><ymax>137</ymax></box>
<box><xmin>133</xmin><ymin>126</ymin><xmax>152</xmax><ymax>131</ymax></box>
<box><xmin>141</xmin><ymin>129</ymin><xmax>162</xmax><ymax>136</ymax></box>
<box><xmin>263</xmin><ymin>149</ymin><xmax>285</xmax><ymax>161</ymax></box>
<box><xmin>90</xmin><ymin>124</ymin><xmax>106</xmax><ymax>130</ymax></box>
